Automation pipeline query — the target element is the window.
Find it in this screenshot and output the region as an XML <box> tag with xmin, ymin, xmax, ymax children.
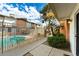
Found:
<box><xmin>27</xmin><ymin>23</ymin><xmax>32</xmax><ymax>29</ymax></box>
<box><xmin>8</xmin><ymin>27</ymin><xmax>11</xmax><ymax>32</ymax></box>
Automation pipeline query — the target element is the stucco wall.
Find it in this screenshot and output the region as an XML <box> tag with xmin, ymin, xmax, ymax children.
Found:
<box><xmin>70</xmin><ymin>4</ymin><xmax>79</xmax><ymax>56</ymax></box>
<box><xmin>60</xmin><ymin>20</ymin><xmax>69</xmax><ymax>42</ymax></box>
<box><xmin>37</xmin><ymin>26</ymin><xmax>44</xmax><ymax>35</ymax></box>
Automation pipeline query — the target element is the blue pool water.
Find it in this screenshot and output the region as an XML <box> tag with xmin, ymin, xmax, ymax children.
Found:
<box><xmin>0</xmin><ymin>35</ymin><xmax>25</xmax><ymax>48</ymax></box>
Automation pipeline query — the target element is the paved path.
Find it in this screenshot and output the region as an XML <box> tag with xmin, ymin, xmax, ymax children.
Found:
<box><xmin>30</xmin><ymin>44</ymin><xmax>52</xmax><ymax>56</ymax></box>
<box><xmin>49</xmin><ymin>47</ymin><xmax>72</xmax><ymax>56</ymax></box>
<box><xmin>27</xmin><ymin>44</ymin><xmax>72</xmax><ymax>56</ymax></box>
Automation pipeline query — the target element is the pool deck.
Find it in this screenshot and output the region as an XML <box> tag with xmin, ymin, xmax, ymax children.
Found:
<box><xmin>0</xmin><ymin>38</ymin><xmax>47</xmax><ymax>56</ymax></box>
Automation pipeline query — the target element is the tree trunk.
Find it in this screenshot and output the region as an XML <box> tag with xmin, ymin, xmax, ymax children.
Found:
<box><xmin>50</xmin><ymin>26</ymin><xmax>54</xmax><ymax>36</ymax></box>
<box><xmin>44</xmin><ymin>29</ymin><xmax>47</xmax><ymax>37</ymax></box>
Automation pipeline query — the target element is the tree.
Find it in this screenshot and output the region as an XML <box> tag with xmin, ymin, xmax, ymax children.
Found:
<box><xmin>41</xmin><ymin>4</ymin><xmax>59</xmax><ymax>36</ymax></box>
<box><xmin>41</xmin><ymin>7</ymin><xmax>55</xmax><ymax>36</ymax></box>
<box><xmin>46</xmin><ymin>10</ymin><xmax>55</xmax><ymax>36</ymax></box>
<box><xmin>40</xmin><ymin>4</ymin><xmax>49</xmax><ymax>13</ymax></box>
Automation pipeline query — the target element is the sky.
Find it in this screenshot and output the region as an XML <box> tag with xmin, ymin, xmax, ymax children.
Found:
<box><xmin>6</xmin><ymin>3</ymin><xmax>47</xmax><ymax>12</ymax></box>
<box><xmin>0</xmin><ymin>3</ymin><xmax>47</xmax><ymax>24</ymax></box>
<box><xmin>0</xmin><ymin>3</ymin><xmax>47</xmax><ymax>18</ymax></box>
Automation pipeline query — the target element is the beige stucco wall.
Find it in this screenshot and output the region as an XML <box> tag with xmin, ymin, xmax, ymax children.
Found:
<box><xmin>70</xmin><ymin>4</ymin><xmax>79</xmax><ymax>56</ymax></box>
<box><xmin>37</xmin><ymin>26</ymin><xmax>44</xmax><ymax>35</ymax></box>
<box><xmin>60</xmin><ymin>20</ymin><xmax>70</xmax><ymax>42</ymax></box>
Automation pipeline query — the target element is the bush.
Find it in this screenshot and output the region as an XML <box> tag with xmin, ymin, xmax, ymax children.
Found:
<box><xmin>47</xmin><ymin>33</ymin><xmax>67</xmax><ymax>48</ymax></box>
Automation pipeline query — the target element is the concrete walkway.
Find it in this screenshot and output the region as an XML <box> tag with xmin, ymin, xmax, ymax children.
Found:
<box><xmin>30</xmin><ymin>44</ymin><xmax>52</xmax><ymax>56</ymax></box>
<box><xmin>28</xmin><ymin>44</ymin><xmax>72</xmax><ymax>56</ymax></box>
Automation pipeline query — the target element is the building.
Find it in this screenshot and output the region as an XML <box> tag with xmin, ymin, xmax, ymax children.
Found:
<box><xmin>48</xmin><ymin>3</ymin><xmax>78</xmax><ymax>55</ymax></box>
<box><xmin>59</xmin><ymin>19</ymin><xmax>70</xmax><ymax>43</ymax></box>
<box><xmin>16</xmin><ymin>18</ymin><xmax>27</xmax><ymax>35</ymax></box>
<box><xmin>0</xmin><ymin>14</ymin><xmax>16</xmax><ymax>36</ymax></box>
<box><xmin>16</xmin><ymin>18</ymin><xmax>41</xmax><ymax>35</ymax></box>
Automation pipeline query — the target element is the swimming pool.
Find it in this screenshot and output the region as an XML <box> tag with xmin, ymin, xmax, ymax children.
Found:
<box><xmin>0</xmin><ymin>35</ymin><xmax>25</xmax><ymax>48</ymax></box>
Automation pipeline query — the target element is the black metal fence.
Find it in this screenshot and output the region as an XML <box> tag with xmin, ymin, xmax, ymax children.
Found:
<box><xmin>0</xmin><ymin>26</ymin><xmax>34</xmax><ymax>54</ymax></box>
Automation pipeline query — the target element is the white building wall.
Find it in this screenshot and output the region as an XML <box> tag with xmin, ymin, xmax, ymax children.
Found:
<box><xmin>70</xmin><ymin>4</ymin><xmax>79</xmax><ymax>56</ymax></box>
<box><xmin>5</xmin><ymin>17</ymin><xmax>16</xmax><ymax>25</ymax></box>
<box><xmin>0</xmin><ymin>16</ymin><xmax>16</xmax><ymax>36</ymax></box>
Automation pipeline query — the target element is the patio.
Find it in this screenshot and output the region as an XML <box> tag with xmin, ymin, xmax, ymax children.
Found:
<box><xmin>24</xmin><ymin>39</ymin><xmax>72</xmax><ymax>56</ymax></box>
<box><xmin>26</xmin><ymin>45</ymin><xmax>72</xmax><ymax>56</ymax></box>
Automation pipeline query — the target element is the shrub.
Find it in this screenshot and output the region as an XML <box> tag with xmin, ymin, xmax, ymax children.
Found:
<box><xmin>47</xmin><ymin>33</ymin><xmax>67</xmax><ymax>48</ymax></box>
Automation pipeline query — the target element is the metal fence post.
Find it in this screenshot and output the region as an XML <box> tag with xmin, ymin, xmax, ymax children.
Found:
<box><xmin>2</xmin><ymin>16</ymin><xmax>5</xmax><ymax>54</ymax></box>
